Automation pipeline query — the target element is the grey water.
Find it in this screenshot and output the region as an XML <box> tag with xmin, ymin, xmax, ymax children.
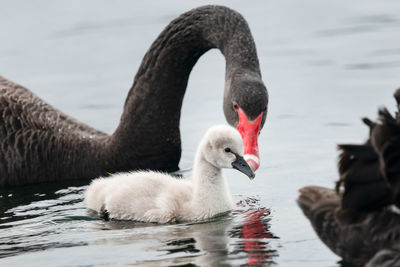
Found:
<box><xmin>1</xmin><ymin>0</ymin><xmax>400</xmax><ymax>266</ymax></box>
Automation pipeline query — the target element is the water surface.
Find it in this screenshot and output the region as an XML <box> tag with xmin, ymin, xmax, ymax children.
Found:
<box><xmin>1</xmin><ymin>0</ymin><xmax>400</xmax><ymax>266</ymax></box>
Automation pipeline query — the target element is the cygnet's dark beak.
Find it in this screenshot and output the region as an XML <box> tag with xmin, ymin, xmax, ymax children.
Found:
<box><xmin>232</xmin><ymin>153</ymin><xmax>256</xmax><ymax>179</ymax></box>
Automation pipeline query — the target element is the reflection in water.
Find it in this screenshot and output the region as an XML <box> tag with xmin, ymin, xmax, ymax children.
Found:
<box><xmin>241</xmin><ymin>209</ymin><xmax>277</xmax><ymax>265</ymax></box>
<box><xmin>141</xmin><ymin>196</ymin><xmax>278</xmax><ymax>266</ymax></box>
<box><xmin>0</xmin><ymin>181</ymin><xmax>90</xmax><ymax>258</ymax></box>
<box><xmin>92</xmin><ymin>196</ymin><xmax>278</xmax><ymax>266</ymax></box>
<box><xmin>0</xmin><ymin>183</ymin><xmax>278</xmax><ymax>266</ymax></box>
<box><xmin>230</xmin><ymin>197</ymin><xmax>279</xmax><ymax>266</ymax></box>
<box><xmin>165</xmin><ymin>237</ymin><xmax>200</xmax><ymax>254</ymax></box>
<box><xmin>123</xmin><ymin>216</ymin><xmax>235</xmax><ymax>266</ymax></box>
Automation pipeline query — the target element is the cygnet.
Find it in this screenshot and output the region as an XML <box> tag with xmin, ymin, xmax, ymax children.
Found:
<box><xmin>85</xmin><ymin>125</ymin><xmax>255</xmax><ymax>223</ymax></box>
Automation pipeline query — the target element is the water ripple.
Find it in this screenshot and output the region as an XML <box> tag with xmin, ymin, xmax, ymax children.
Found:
<box><xmin>0</xmin><ymin>182</ymin><xmax>279</xmax><ymax>266</ymax></box>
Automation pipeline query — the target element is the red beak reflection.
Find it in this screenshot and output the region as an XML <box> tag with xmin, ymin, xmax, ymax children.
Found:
<box><xmin>231</xmin><ymin>197</ymin><xmax>279</xmax><ymax>266</ymax></box>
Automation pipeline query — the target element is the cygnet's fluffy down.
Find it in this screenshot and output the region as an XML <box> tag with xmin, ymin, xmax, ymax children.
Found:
<box><xmin>85</xmin><ymin>125</ymin><xmax>255</xmax><ymax>223</ymax></box>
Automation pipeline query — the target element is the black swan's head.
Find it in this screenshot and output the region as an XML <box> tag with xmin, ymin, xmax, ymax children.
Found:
<box><xmin>223</xmin><ymin>73</ymin><xmax>268</xmax><ymax>172</ymax></box>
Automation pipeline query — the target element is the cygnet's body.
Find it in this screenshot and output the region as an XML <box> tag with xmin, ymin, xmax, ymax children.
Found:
<box><xmin>85</xmin><ymin>125</ymin><xmax>255</xmax><ymax>223</ymax></box>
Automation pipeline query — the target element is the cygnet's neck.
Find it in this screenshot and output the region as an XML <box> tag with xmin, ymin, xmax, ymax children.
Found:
<box><xmin>191</xmin><ymin>151</ymin><xmax>233</xmax><ymax>213</ymax></box>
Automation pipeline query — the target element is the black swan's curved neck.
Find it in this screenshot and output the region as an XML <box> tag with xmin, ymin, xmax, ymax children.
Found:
<box><xmin>110</xmin><ymin>6</ymin><xmax>261</xmax><ymax>171</ymax></box>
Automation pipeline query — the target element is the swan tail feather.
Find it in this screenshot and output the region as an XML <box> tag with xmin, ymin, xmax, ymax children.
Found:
<box><xmin>297</xmin><ymin>186</ymin><xmax>339</xmax><ymax>219</ymax></box>
<box><xmin>337</xmin><ymin>143</ymin><xmax>392</xmax><ymax>211</ymax></box>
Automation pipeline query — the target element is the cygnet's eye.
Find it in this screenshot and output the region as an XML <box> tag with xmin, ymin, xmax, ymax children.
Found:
<box><xmin>224</xmin><ymin>147</ymin><xmax>231</xmax><ymax>153</ymax></box>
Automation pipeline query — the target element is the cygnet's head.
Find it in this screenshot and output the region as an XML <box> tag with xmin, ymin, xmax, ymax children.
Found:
<box><xmin>199</xmin><ymin>125</ymin><xmax>255</xmax><ymax>179</ymax></box>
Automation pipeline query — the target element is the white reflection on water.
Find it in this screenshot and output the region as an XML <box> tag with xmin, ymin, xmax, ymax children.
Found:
<box><xmin>0</xmin><ymin>182</ymin><xmax>277</xmax><ymax>266</ymax></box>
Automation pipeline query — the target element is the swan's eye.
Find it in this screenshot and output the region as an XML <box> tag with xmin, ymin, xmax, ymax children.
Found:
<box><xmin>233</xmin><ymin>102</ymin><xmax>239</xmax><ymax>110</ymax></box>
<box><xmin>224</xmin><ymin>147</ymin><xmax>231</xmax><ymax>153</ymax></box>
<box><xmin>262</xmin><ymin>106</ymin><xmax>267</xmax><ymax>112</ymax></box>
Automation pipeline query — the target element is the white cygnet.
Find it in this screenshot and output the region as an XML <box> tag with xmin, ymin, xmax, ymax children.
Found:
<box><xmin>84</xmin><ymin>125</ymin><xmax>255</xmax><ymax>223</ymax></box>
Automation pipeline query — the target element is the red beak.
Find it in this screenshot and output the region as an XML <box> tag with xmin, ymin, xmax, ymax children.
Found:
<box><xmin>236</xmin><ymin>106</ymin><xmax>263</xmax><ymax>172</ymax></box>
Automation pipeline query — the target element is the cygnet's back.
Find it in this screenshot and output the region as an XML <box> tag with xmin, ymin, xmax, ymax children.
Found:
<box><xmin>85</xmin><ymin>171</ymin><xmax>193</xmax><ymax>222</ymax></box>
<box><xmin>85</xmin><ymin>125</ymin><xmax>255</xmax><ymax>223</ymax></box>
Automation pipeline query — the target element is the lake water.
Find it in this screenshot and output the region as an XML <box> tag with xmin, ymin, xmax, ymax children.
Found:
<box><xmin>1</xmin><ymin>1</ymin><xmax>400</xmax><ymax>266</ymax></box>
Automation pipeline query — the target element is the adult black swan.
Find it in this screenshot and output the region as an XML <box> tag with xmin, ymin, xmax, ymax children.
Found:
<box><xmin>0</xmin><ymin>5</ymin><xmax>268</xmax><ymax>188</ymax></box>
<box><xmin>297</xmin><ymin>89</ymin><xmax>400</xmax><ymax>266</ymax></box>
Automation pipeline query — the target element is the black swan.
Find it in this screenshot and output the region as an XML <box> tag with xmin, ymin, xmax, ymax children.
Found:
<box><xmin>0</xmin><ymin>5</ymin><xmax>268</xmax><ymax>188</ymax></box>
<box><xmin>297</xmin><ymin>89</ymin><xmax>400</xmax><ymax>266</ymax></box>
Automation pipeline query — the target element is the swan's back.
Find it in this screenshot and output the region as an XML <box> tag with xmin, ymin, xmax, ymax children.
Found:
<box><xmin>0</xmin><ymin>77</ymin><xmax>107</xmax><ymax>186</ymax></box>
<box><xmin>0</xmin><ymin>77</ymin><xmax>105</xmax><ymax>135</ymax></box>
<box><xmin>298</xmin><ymin>186</ymin><xmax>400</xmax><ymax>266</ymax></box>
<box><xmin>85</xmin><ymin>171</ymin><xmax>193</xmax><ymax>221</ymax></box>
<box><xmin>298</xmin><ymin>89</ymin><xmax>400</xmax><ymax>266</ymax></box>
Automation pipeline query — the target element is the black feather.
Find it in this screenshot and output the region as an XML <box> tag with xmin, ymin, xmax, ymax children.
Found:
<box><xmin>100</xmin><ymin>204</ymin><xmax>110</xmax><ymax>221</ymax></box>
<box><xmin>298</xmin><ymin>89</ymin><xmax>400</xmax><ymax>266</ymax></box>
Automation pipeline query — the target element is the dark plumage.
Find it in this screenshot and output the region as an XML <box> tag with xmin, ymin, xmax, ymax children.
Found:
<box><xmin>366</xmin><ymin>249</ymin><xmax>400</xmax><ymax>267</ymax></box>
<box><xmin>0</xmin><ymin>5</ymin><xmax>268</xmax><ymax>187</ymax></box>
<box><xmin>298</xmin><ymin>89</ymin><xmax>400</xmax><ymax>266</ymax></box>
<box><xmin>298</xmin><ymin>186</ymin><xmax>400</xmax><ymax>266</ymax></box>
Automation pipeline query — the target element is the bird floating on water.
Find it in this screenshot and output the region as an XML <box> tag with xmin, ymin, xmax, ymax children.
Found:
<box><xmin>0</xmin><ymin>5</ymin><xmax>268</xmax><ymax>188</ymax></box>
<box><xmin>85</xmin><ymin>125</ymin><xmax>255</xmax><ymax>223</ymax></box>
<box><xmin>298</xmin><ymin>89</ymin><xmax>400</xmax><ymax>266</ymax></box>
